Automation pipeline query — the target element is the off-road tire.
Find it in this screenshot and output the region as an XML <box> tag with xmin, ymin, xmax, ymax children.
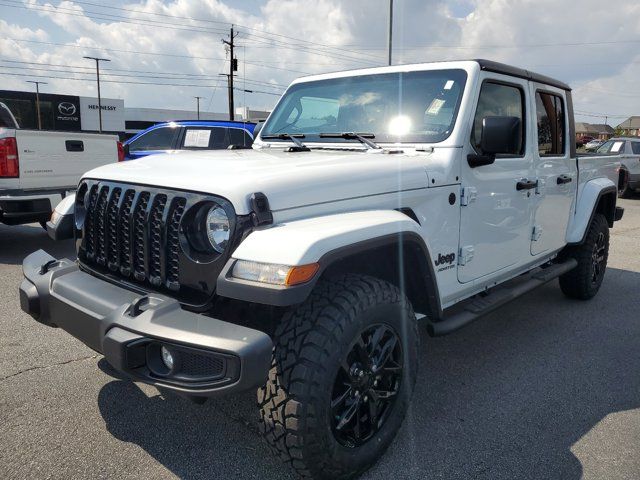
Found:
<box><xmin>559</xmin><ymin>213</ymin><xmax>609</xmax><ymax>300</ymax></box>
<box><xmin>618</xmin><ymin>168</ymin><xmax>633</xmax><ymax>198</ymax></box>
<box><xmin>257</xmin><ymin>274</ymin><xmax>419</xmax><ymax>479</ymax></box>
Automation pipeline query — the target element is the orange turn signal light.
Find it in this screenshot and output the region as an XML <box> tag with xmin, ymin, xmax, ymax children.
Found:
<box><xmin>285</xmin><ymin>263</ymin><xmax>320</xmax><ymax>286</ymax></box>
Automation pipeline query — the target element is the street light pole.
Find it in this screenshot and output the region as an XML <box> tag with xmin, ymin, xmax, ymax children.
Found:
<box><xmin>387</xmin><ymin>0</ymin><xmax>393</xmax><ymax>66</ymax></box>
<box><xmin>194</xmin><ymin>96</ymin><xmax>204</xmax><ymax>120</ymax></box>
<box><xmin>83</xmin><ymin>56</ymin><xmax>111</xmax><ymax>133</ymax></box>
<box><xmin>26</xmin><ymin>80</ymin><xmax>47</xmax><ymax>130</ymax></box>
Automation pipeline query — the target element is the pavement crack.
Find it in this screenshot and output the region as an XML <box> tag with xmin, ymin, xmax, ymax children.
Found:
<box><xmin>0</xmin><ymin>354</ymin><xmax>100</xmax><ymax>382</ymax></box>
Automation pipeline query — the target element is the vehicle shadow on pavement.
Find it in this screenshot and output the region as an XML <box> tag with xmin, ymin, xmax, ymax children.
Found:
<box><xmin>0</xmin><ymin>223</ymin><xmax>75</xmax><ymax>265</ymax></box>
<box><xmin>96</xmin><ymin>267</ymin><xmax>640</xmax><ymax>480</ymax></box>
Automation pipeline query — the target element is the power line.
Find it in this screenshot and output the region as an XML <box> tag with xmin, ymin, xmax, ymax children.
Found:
<box><xmin>1</xmin><ymin>1</ymin><xmax>380</xmax><ymax>67</ymax></box>
<box><xmin>0</xmin><ymin>71</ymin><xmax>284</xmax><ymax>93</ymax></box>
<box><xmin>53</xmin><ymin>0</ymin><xmax>386</xmax><ymax>62</ymax></box>
<box><xmin>0</xmin><ymin>63</ymin><xmax>288</xmax><ymax>89</ymax></box>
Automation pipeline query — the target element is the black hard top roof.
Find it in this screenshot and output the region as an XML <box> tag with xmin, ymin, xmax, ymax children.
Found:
<box><xmin>475</xmin><ymin>59</ymin><xmax>571</xmax><ymax>91</ymax></box>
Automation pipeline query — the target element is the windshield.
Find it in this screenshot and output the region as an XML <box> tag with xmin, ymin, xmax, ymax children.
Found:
<box><xmin>261</xmin><ymin>69</ymin><xmax>467</xmax><ymax>144</ymax></box>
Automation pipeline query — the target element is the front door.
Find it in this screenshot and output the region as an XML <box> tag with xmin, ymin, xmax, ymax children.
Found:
<box><xmin>458</xmin><ymin>76</ymin><xmax>535</xmax><ymax>283</ymax></box>
<box><xmin>529</xmin><ymin>85</ymin><xmax>576</xmax><ymax>256</ymax></box>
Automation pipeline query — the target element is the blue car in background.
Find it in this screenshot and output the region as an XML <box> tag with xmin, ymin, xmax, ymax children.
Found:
<box><xmin>123</xmin><ymin>120</ymin><xmax>256</xmax><ymax>160</ymax></box>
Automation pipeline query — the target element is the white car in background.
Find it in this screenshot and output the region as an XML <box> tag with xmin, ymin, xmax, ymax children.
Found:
<box><xmin>597</xmin><ymin>137</ymin><xmax>640</xmax><ymax>197</ymax></box>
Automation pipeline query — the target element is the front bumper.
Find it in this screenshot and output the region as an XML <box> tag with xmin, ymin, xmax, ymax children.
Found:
<box><xmin>20</xmin><ymin>250</ymin><xmax>273</xmax><ymax>400</ymax></box>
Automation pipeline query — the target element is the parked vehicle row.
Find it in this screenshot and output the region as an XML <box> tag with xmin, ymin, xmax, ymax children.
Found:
<box><xmin>21</xmin><ymin>60</ymin><xmax>624</xmax><ymax>479</ymax></box>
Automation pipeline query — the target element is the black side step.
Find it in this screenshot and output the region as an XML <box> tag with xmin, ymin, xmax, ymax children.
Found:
<box><xmin>427</xmin><ymin>259</ymin><xmax>578</xmax><ymax>337</ymax></box>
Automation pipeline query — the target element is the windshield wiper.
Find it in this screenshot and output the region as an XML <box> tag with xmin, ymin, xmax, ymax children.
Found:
<box><xmin>318</xmin><ymin>132</ymin><xmax>382</xmax><ymax>150</ymax></box>
<box><xmin>261</xmin><ymin>133</ymin><xmax>310</xmax><ymax>152</ymax></box>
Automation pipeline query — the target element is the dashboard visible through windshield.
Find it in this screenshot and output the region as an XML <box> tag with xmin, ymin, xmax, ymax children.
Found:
<box><xmin>261</xmin><ymin>69</ymin><xmax>467</xmax><ymax>144</ymax></box>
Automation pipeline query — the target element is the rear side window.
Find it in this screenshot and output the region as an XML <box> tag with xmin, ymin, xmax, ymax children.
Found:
<box><xmin>182</xmin><ymin>127</ymin><xmax>228</xmax><ymax>149</ymax></box>
<box><xmin>535</xmin><ymin>92</ymin><xmax>565</xmax><ymax>156</ymax></box>
<box><xmin>129</xmin><ymin>127</ymin><xmax>179</xmax><ymax>152</ymax></box>
<box><xmin>472</xmin><ymin>82</ymin><xmax>525</xmax><ymax>155</ymax></box>
<box><xmin>631</xmin><ymin>142</ymin><xmax>640</xmax><ymax>154</ymax></box>
<box><xmin>0</xmin><ymin>104</ymin><xmax>17</xmax><ymax>128</ymax></box>
<box><xmin>228</xmin><ymin>128</ymin><xmax>253</xmax><ymax>147</ymax></box>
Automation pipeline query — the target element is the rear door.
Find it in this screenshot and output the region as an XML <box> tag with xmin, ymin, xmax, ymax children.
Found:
<box><xmin>529</xmin><ymin>85</ymin><xmax>576</xmax><ymax>256</ymax></box>
<box><xmin>458</xmin><ymin>75</ymin><xmax>535</xmax><ymax>283</ymax></box>
<box><xmin>14</xmin><ymin>130</ymin><xmax>118</xmax><ymax>191</ymax></box>
<box><xmin>126</xmin><ymin>126</ymin><xmax>181</xmax><ymax>160</ymax></box>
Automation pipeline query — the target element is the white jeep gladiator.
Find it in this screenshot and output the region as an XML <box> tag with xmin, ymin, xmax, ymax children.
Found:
<box><xmin>20</xmin><ymin>60</ymin><xmax>623</xmax><ymax>479</ymax></box>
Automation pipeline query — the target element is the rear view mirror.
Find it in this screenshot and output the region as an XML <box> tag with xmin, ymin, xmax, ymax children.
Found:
<box><xmin>480</xmin><ymin>116</ymin><xmax>522</xmax><ymax>155</ymax></box>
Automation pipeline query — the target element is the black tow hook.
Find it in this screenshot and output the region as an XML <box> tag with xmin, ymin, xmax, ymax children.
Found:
<box><xmin>128</xmin><ymin>295</ymin><xmax>150</xmax><ymax>317</ymax></box>
<box><xmin>39</xmin><ymin>259</ymin><xmax>58</xmax><ymax>275</ymax></box>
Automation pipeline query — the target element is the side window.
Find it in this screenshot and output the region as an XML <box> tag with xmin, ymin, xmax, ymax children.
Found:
<box><xmin>535</xmin><ymin>92</ymin><xmax>565</xmax><ymax>156</ymax></box>
<box><xmin>471</xmin><ymin>82</ymin><xmax>524</xmax><ymax>155</ymax></box>
<box><xmin>182</xmin><ymin>127</ymin><xmax>227</xmax><ymax>149</ymax></box>
<box><xmin>228</xmin><ymin>128</ymin><xmax>253</xmax><ymax>147</ymax></box>
<box><xmin>129</xmin><ymin>127</ymin><xmax>179</xmax><ymax>152</ymax></box>
<box><xmin>631</xmin><ymin>142</ymin><xmax>640</xmax><ymax>155</ymax></box>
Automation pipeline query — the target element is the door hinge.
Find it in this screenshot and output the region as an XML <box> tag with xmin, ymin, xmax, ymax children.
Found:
<box><xmin>532</xmin><ymin>225</ymin><xmax>543</xmax><ymax>241</ymax></box>
<box><xmin>535</xmin><ymin>178</ymin><xmax>546</xmax><ymax>195</ymax></box>
<box><xmin>460</xmin><ymin>186</ymin><xmax>477</xmax><ymax>206</ymax></box>
<box><xmin>458</xmin><ymin>246</ymin><xmax>475</xmax><ymax>265</ymax></box>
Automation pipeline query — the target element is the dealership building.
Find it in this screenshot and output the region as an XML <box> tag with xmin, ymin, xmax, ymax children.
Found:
<box><xmin>0</xmin><ymin>90</ymin><xmax>270</xmax><ymax>139</ymax></box>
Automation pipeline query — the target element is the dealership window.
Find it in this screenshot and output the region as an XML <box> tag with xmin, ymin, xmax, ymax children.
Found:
<box><xmin>535</xmin><ymin>92</ymin><xmax>565</xmax><ymax>156</ymax></box>
<box><xmin>129</xmin><ymin>127</ymin><xmax>180</xmax><ymax>151</ymax></box>
<box><xmin>471</xmin><ymin>82</ymin><xmax>525</xmax><ymax>155</ymax></box>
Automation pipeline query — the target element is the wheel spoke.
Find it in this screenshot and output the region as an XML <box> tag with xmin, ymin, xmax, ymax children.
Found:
<box><xmin>331</xmin><ymin>386</ymin><xmax>352</xmax><ymax>410</ymax></box>
<box><xmin>369</xmin><ymin>325</ymin><xmax>387</xmax><ymax>353</ymax></box>
<box><xmin>372</xmin><ymin>335</ymin><xmax>398</xmax><ymax>373</ymax></box>
<box><xmin>335</xmin><ymin>397</ymin><xmax>360</xmax><ymax>431</ymax></box>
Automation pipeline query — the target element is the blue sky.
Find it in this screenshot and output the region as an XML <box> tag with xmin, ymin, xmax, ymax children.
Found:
<box><xmin>1</xmin><ymin>0</ymin><xmax>639</xmax><ymax>125</ymax></box>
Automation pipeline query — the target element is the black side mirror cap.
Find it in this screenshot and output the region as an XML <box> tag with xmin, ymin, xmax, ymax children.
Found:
<box><xmin>480</xmin><ymin>116</ymin><xmax>522</xmax><ymax>155</ymax></box>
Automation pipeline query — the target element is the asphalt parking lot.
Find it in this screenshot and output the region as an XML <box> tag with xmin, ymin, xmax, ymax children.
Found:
<box><xmin>1</xmin><ymin>198</ymin><xmax>640</xmax><ymax>480</ymax></box>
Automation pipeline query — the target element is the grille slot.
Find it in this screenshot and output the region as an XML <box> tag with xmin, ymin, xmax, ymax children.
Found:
<box><xmin>79</xmin><ymin>181</ymin><xmax>191</xmax><ymax>294</ymax></box>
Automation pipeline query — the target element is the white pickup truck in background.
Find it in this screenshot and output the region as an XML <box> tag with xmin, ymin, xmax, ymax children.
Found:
<box><xmin>0</xmin><ymin>102</ymin><xmax>121</xmax><ymax>228</ymax></box>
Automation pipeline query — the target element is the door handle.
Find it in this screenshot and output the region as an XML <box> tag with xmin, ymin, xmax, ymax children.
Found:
<box><xmin>557</xmin><ymin>174</ymin><xmax>573</xmax><ymax>185</ymax></box>
<box><xmin>516</xmin><ymin>179</ymin><xmax>538</xmax><ymax>191</ymax></box>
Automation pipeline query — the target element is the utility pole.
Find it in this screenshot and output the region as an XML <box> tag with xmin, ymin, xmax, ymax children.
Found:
<box><xmin>387</xmin><ymin>0</ymin><xmax>393</xmax><ymax>66</ymax></box>
<box><xmin>222</xmin><ymin>25</ymin><xmax>239</xmax><ymax>121</ymax></box>
<box><xmin>83</xmin><ymin>56</ymin><xmax>111</xmax><ymax>133</ymax></box>
<box><xmin>26</xmin><ymin>80</ymin><xmax>47</xmax><ymax>130</ymax></box>
<box><xmin>194</xmin><ymin>96</ymin><xmax>204</xmax><ymax>119</ymax></box>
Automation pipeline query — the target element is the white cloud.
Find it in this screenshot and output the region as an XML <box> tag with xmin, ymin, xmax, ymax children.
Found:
<box><xmin>0</xmin><ymin>0</ymin><xmax>639</xmax><ymax>123</ymax></box>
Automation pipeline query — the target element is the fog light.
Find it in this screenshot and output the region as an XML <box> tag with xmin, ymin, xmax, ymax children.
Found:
<box><xmin>161</xmin><ymin>346</ymin><xmax>175</xmax><ymax>370</ymax></box>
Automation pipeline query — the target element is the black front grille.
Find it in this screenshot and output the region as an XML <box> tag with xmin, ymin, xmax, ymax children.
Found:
<box><xmin>78</xmin><ymin>181</ymin><xmax>193</xmax><ymax>296</ymax></box>
<box><xmin>76</xmin><ymin>179</ymin><xmax>245</xmax><ymax>307</ymax></box>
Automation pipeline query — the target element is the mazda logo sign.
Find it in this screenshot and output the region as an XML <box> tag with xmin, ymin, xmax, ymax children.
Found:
<box><xmin>58</xmin><ymin>102</ymin><xmax>77</xmax><ymax>116</ymax></box>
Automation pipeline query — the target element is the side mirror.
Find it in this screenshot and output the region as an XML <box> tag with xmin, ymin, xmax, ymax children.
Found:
<box><xmin>480</xmin><ymin>116</ymin><xmax>522</xmax><ymax>155</ymax></box>
<box><xmin>468</xmin><ymin>116</ymin><xmax>522</xmax><ymax>168</ymax></box>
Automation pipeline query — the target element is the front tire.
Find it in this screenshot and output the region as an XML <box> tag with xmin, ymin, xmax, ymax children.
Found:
<box><xmin>258</xmin><ymin>274</ymin><xmax>418</xmax><ymax>479</ymax></box>
<box><xmin>559</xmin><ymin>213</ymin><xmax>609</xmax><ymax>300</ymax></box>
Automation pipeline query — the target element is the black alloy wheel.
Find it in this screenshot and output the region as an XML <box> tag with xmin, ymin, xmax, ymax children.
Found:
<box><xmin>591</xmin><ymin>231</ymin><xmax>606</xmax><ymax>285</ymax></box>
<box><xmin>331</xmin><ymin>324</ymin><xmax>403</xmax><ymax>448</ymax></box>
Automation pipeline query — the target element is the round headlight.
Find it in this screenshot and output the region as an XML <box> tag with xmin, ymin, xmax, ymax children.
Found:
<box><xmin>206</xmin><ymin>205</ymin><xmax>230</xmax><ymax>253</ymax></box>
